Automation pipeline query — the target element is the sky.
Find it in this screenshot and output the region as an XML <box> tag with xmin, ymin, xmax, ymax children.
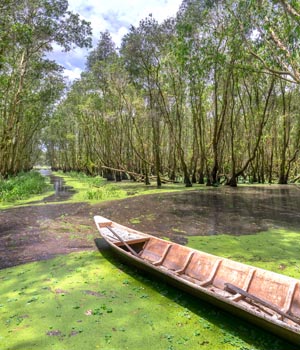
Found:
<box><xmin>48</xmin><ymin>0</ymin><xmax>183</xmax><ymax>81</ymax></box>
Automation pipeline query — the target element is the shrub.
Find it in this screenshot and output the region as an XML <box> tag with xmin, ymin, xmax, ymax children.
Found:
<box><xmin>0</xmin><ymin>171</ymin><xmax>51</xmax><ymax>202</ymax></box>
<box><xmin>86</xmin><ymin>184</ymin><xmax>126</xmax><ymax>201</ymax></box>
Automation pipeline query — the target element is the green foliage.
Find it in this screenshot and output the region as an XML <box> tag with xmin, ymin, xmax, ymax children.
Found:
<box><xmin>0</xmin><ymin>171</ymin><xmax>51</xmax><ymax>202</ymax></box>
<box><xmin>86</xmin><ymin>30</ymin><xmax>117</xmax><ymax>71</ymax></box>
<box><xmin>0</xmin><ymin>0</ymin><xmax>92</xmax><ymax>177</ymax></box>
<box><xmin>2</xmin><ymin>0</ymin><xmax>299</xmax><ymax>186</ymax></box>
<box><xmin>45</xmin><ymin>0</ymin><xmax>300</xmax><ymax>188</ymax></box>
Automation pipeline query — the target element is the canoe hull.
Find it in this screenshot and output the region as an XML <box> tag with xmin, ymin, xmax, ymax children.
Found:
<box><xmin>94</xmin><ymin>216</ymin><xmax>300</xmax><ymax>346</ymax></box>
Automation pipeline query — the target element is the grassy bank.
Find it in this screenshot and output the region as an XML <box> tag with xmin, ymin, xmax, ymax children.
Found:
<box><xmin>56</xmin><ymin>171</ymin><xmax>202</xmax><ymax>204</ymax></box>
<box><xmin>0</xmin><ymin>171</ymin><xmax>53</xmax><ymax>208</ymax></box>
<box><xmin>1</xmin><ymin>229</ymin><xmax>299</xmax><ymax>350</ymax></box>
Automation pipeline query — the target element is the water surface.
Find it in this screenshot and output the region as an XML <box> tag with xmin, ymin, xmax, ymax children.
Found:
<box><xmin>39</xmin><ymin>169</ymin><xmax>75</xmax><ymax>202</ymax></box>
<box><xmin>168</xmin><ymin>185</ymin><xmax>300</xmax><ymax>236</ymax></box>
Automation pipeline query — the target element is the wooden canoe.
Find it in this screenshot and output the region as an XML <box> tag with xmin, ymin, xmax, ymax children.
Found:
<box><xmin>94</xmin><ymin>215</ymin><xmax>300</xmax><ymax>345</ymax></box>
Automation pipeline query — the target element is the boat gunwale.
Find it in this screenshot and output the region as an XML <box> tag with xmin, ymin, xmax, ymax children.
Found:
<box><xmin>97</xmin><ymin>218</ymin><xmax>299</xmax><ymax>287</ymax></box>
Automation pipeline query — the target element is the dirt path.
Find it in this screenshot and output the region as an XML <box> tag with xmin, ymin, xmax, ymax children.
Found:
<box><xmin>1</xmin><ymin>186</ymin><xmax>300</xmax><ymax>269</ymax></box>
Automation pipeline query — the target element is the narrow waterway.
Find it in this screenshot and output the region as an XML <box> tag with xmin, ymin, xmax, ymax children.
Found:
<box><xmin>39</xmin><ymin>169</ymin><xmax>76</xmax><ymax>202</ymax></box>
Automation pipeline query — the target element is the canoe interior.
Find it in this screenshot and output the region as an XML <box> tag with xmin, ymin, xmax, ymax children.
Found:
<box><xmin>95</xmin><ymin>217</ymin><xmax>300</xmax><ymax>343</ymax></box>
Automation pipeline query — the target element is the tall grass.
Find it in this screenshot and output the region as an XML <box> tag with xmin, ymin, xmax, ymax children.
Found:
<box><xmin>0</xmin><ymin>171</ymin><xmax>51</xmax><ymax>202</ymax></box>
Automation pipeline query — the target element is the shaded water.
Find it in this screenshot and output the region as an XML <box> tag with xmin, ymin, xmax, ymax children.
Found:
<box><xmin>167</xmin><ymin>185</ymin><xmax>300</xmax><ymax>236</ymax></box>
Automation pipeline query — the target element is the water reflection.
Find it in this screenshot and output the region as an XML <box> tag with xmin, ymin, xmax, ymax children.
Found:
<box><xmin>39</xmin><ymin>169</ymin><xmax>75</xmax><ymax>202</ymax></box>
<box><xmin>170</xmin><ymin>186</ymin><xmax>300</xmax><ymax>236</ymax></box>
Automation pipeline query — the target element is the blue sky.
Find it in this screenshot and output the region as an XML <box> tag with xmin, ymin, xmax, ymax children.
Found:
<box><xmin>48</xmin><ymin>0</ymin><xmax>182</xmax><ymax>81</ymax></box>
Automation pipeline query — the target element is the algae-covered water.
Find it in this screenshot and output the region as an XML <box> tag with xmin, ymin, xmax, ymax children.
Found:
<box><xmin>1</xmin><ymin>231</ymin><xmax>299</xmax><ymax>350</ymax></box>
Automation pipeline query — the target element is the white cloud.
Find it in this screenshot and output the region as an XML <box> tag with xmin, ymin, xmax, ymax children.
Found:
<box><xmin>111</xmin><ymin>26</ymin><xmax>130</xmax><ymax>47</ymax></box>
<box><xmin>64</xmin><ymin>67</ymin><xmax>83</xmax><ymax>81</ymax></box>
<box><xmin>52</xmin><ymin>0</ymin><xmax>183</xmax><ymax>81</ymax></box>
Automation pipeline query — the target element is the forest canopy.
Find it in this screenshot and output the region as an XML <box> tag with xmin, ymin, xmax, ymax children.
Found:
<box><xmin>1</xmin><ymin>0</ymin><xmax>300</xmax><ymax>186</ymax></box>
